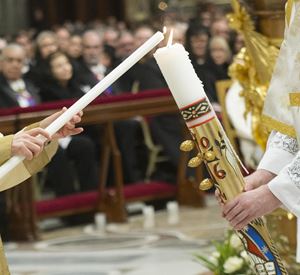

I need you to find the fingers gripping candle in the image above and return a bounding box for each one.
[0,31,164,189]
[154,43,288,275]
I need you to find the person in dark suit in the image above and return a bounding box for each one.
[113,26,168,94]
[113,26,183,183]
[73,30,143,183]
[0,45,98,196]
[73,30,107,93]
[0,44,39,108]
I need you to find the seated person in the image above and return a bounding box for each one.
[0,44,98,196]
[113,25,167,94]
[73,30,107,93]
[45,52,141,183]
[38,51,99,195]
[67,34,83,59]
[26,31,59,88]
[114,26,184,183]
[185,24,217,103]
[39,51,84,101]
[0,44,39,108]
[206,36,232,81]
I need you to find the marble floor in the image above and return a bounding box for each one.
[4,195,229,275]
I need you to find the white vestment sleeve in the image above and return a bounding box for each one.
[258,131,298,174]
[267,152,300,263]
[268,166,300,216]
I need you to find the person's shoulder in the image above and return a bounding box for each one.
[0,73,7,85]
[72,57,89,72]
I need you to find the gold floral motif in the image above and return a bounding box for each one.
[199,178,214,191]
[188,155,203,168]
[179,140,195,152]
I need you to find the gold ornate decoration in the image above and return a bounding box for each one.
[287,0,294,26]
[179,140,195,151]
[228,0,280,149]
[188,154,203,168]
[199,178,214,191]
[178,102,288,274]
[180,98,211,122]
[204,151,216,162]
[228,2,300,273]
[261,115,296,138]
[289,93,300,106]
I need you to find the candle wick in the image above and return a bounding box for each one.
[167,29,174,47]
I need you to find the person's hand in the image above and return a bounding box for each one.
[40,107,84,139]
[215,169,276,205]
[222,184,281,230]
[12,128,51,160]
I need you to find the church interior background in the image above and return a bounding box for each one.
[0,0,297,274]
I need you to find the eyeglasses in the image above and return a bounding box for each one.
[82,44,101,50]
[3,56,24,64]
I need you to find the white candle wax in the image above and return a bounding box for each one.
[154,43,207,109]
[0,31,164,181]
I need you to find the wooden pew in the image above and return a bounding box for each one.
[0,89,205,240]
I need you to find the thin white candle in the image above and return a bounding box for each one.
[0,31,164,181]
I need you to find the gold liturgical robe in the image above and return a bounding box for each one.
[0,123,58,274]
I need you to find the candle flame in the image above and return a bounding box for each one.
[167,28,174,47]
[163,26,167,34]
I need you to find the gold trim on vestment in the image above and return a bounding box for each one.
[286,0,300,25]
[262,114,296,138]
[286,0,294,26]
[289,93,300,106]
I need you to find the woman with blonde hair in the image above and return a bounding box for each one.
[207,35,232,80]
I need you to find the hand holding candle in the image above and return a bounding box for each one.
[154,42,287,274]
[0,31,164,184]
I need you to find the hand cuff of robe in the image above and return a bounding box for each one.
[23,140,58,175]
[268,167,300,217]
[0,140,58,191]
[258,147,295,175]
[0,135,13,165]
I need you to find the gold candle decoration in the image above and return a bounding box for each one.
[180,140,195,152]
[154,41,288,274]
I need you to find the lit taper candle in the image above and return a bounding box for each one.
[154,42,287,275]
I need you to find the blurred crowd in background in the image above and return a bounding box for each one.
[0,2,245,199]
